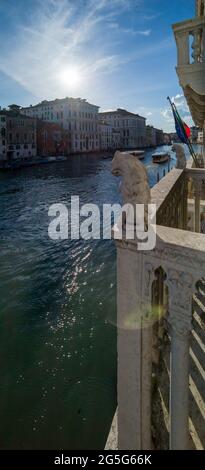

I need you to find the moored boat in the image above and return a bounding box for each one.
[128,150,145,159]
[152,152,170,164]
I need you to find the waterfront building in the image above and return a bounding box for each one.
[37,120,71,157]
[21,97,100,154]
[98,120,113,151]
[163,132,172,145]
[169,132,180,143]
[99,108,147,149]
[0,112,6,162]
[99,120,121,151]
[112,128,121,150]
[154,127,164,146]
[0,106,37,161]
[146,125,157,147]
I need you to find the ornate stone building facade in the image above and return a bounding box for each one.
[98,120,121,151]
[37,120,71,157]
[21,97,100,154]
[0,106,37,162]
[99,109,147,149]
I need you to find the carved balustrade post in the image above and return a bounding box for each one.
[191,28,203,62]
[182,179,188,230]
[176,31,190,66]
[167,270,195,450]
[193,177,202,232]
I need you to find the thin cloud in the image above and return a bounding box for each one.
[123,28,151,36]
[161,94,193,131]
[0,0,128,98]
[143,13,161,21]
[0,0,172,103]
[108,22,151,36]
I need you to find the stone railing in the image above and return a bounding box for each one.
[173,16,205,68]
[150,165,205,233]
[111,165,205,450]
[151,168,187,229]
[172,15,205,131]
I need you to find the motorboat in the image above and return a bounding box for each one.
[128,150,145,159]
[152,152,170,164]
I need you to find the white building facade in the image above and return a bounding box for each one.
[146,125,157,147]
[112,128,121,150]
[21,97,100,154]
[99,109,147,149]
[99,120,121,151]
[0,109,37,162]
[99,121,113,150]
[0,113,7,161]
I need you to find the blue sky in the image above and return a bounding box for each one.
[0,0,195,131]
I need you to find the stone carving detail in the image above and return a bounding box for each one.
[166,269,195,309]
[167,309,193,338]
[144,262,155,298]
[111,151,151,228]
[172,143,186,169]
[165,269,195,337]
[183,85,205,130]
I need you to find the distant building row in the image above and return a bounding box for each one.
[0,98,173,162]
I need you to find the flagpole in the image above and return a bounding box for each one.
[172,101,198,164]
[167,97,198,166]
[167,97,198,167]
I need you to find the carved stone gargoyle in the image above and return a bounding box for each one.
[111,151,151,230]
[172,143,186,169]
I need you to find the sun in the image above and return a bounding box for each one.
[59,66,82,89]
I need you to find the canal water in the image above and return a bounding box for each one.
[0,146,176,449]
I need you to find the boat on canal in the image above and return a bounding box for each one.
[122,150,145,159]
[152,151,170,164]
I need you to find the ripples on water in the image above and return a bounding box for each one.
[0,147,176,449]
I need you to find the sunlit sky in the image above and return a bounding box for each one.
[0,0,195,131]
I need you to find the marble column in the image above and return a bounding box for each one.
[116,246,153,450]
[167,270,194,450]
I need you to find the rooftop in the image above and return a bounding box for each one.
[99,108,146,120]
[21,97,100,110]
[0,109,35,119]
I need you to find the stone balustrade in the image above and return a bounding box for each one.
[112,164,205,450]
[172,15,205,135]
[173,16,205,68]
